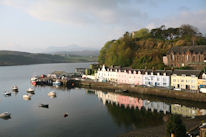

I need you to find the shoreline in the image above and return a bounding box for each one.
[79,80,206,103]
[0,61,96,67]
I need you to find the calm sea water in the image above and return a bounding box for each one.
[0,63,206,137]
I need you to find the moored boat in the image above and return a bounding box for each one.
[31,76,38,82]
[4,91,11,96]
[0,112,11,120]
[48,91,56,98]
[23,94,32,100]
[39,104,49,108]
[53,80,61,86]
[12,85,18,91]
[31,81,37,86]
[27,88,34,93]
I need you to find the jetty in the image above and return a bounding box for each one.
[30,71,81,87]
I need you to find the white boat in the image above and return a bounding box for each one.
[53,80,61,86]
[31,76,38,82]
[4,91,11,96]
[27,88,34,93]
[12,86,18,91]
[48,91,56,98]
[23,94,31,100]
[0,112,11,118]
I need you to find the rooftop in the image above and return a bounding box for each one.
[168,45,206,54]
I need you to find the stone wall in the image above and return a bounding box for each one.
[79,80,206,103]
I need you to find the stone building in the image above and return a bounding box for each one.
[163,45,206,67]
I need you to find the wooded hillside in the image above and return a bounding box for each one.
[98,24,206,69]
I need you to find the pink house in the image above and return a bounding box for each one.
[117,69,143,85]
[117,69,129,84]
[128,70,143,85]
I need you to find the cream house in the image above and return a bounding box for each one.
[171,70,202,91]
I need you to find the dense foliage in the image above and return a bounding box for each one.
[98,24,206,69]
[166,115,187,137]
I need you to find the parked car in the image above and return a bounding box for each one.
[174,88,181,91]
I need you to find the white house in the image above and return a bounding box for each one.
[142,70,172,88]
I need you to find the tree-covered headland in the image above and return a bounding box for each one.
[98,24,206,69]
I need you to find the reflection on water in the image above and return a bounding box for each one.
[92,90,206,118]
[171,104,206,117]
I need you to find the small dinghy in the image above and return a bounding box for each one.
[0,112,11,120]
[39,104,49,108]
[23,94,31,100]
[48,91,56,98]
[64,112,69,118]
[4,91,11,96]
[12,86,18,91]
[27,88,34,93]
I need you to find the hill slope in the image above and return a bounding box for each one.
[0,50,97,66]
[98,24,206,69]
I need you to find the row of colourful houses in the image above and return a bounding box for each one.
[93,65,206,92]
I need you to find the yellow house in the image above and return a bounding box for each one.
[171,70,202,91]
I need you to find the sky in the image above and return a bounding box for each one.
[0,0,205,52]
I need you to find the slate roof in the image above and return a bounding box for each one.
[172,70,202,77]
[168,45,206,54]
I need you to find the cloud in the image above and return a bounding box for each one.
[147,10,206,33]
[0,0,147,25]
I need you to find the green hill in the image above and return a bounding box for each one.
[98,24,206,69]
[0,50,97,66]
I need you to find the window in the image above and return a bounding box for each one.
[173,79,176,82]
[192,56,195,62]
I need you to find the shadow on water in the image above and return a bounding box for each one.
[105,103,164,129]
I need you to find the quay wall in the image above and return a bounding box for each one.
[79,80,206,103]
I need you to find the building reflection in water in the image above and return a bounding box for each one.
[92,90,206,118]
[171,104,206,118]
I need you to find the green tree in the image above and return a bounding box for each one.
[98,40,114,64]
[133,28,150,39]
[166,115,187,137]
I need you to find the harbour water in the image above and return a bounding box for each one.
[0,63,206,137]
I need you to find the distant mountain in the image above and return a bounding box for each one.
[43,45,99,56]
[53,50,99,56]
[0,50,97,66]
[44,45,99,52]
